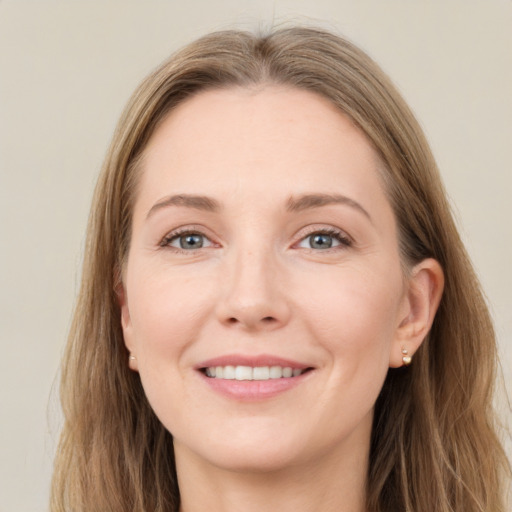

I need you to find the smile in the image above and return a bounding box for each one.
[203,365,307,380]
[196,355,314,400]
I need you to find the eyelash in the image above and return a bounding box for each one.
[159,227,214,253]
[159,226,353,253]
[297,227,353,251]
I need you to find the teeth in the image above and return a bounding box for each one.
[269,366,283,379]
[204,365,306,380]
[223,365,236,380]
[235,366,253,381]
[253,366,270,380]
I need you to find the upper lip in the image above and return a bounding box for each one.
[195,354,312,370]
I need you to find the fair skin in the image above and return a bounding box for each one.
[119,86,443,512]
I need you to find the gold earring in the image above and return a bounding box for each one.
[401,347,412,366]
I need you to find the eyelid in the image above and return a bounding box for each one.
[292,225,353,249]
[159,225,219,251]
[158,223,353,253]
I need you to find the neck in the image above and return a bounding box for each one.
[176,438,369,512]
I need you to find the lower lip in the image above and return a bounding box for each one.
[199,371,311,401]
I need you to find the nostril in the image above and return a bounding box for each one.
[226,316,276,325]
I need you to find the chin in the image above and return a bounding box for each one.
[203,443,306,474]
[175,425,315,475]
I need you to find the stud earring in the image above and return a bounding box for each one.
[401,347,412,366]
[129,354,136,361]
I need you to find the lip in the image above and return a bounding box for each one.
[195,353,314,401]
[195,354,311,370]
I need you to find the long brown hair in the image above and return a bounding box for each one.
[51,27,510,511]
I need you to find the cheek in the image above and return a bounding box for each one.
[125,265,214,358]
[297,261,403,363]
[123,268,213,425]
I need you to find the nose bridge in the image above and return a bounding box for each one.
[217,237,290,330]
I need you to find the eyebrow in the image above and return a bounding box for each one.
[146,192,372,222]
[146,194,221,219]
[286,193,372,221]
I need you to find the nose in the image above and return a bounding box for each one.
[215,246,291,332]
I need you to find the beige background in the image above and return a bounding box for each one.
[0,1,510,510]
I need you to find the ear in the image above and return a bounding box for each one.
[115,281,139,372]
[389,258,444,368]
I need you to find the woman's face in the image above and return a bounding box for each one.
[120,86,412,472]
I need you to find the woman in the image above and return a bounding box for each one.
[51,27,510,511]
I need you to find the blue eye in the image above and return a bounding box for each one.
[309,233,335,249]
[297,230,351,250]
[163,232,213,250]
[177,234,204,249]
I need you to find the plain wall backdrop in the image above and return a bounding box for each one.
[0,1,510,510]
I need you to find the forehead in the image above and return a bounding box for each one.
[135,86,391,219]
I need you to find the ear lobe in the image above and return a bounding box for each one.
[389,258,444,368]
